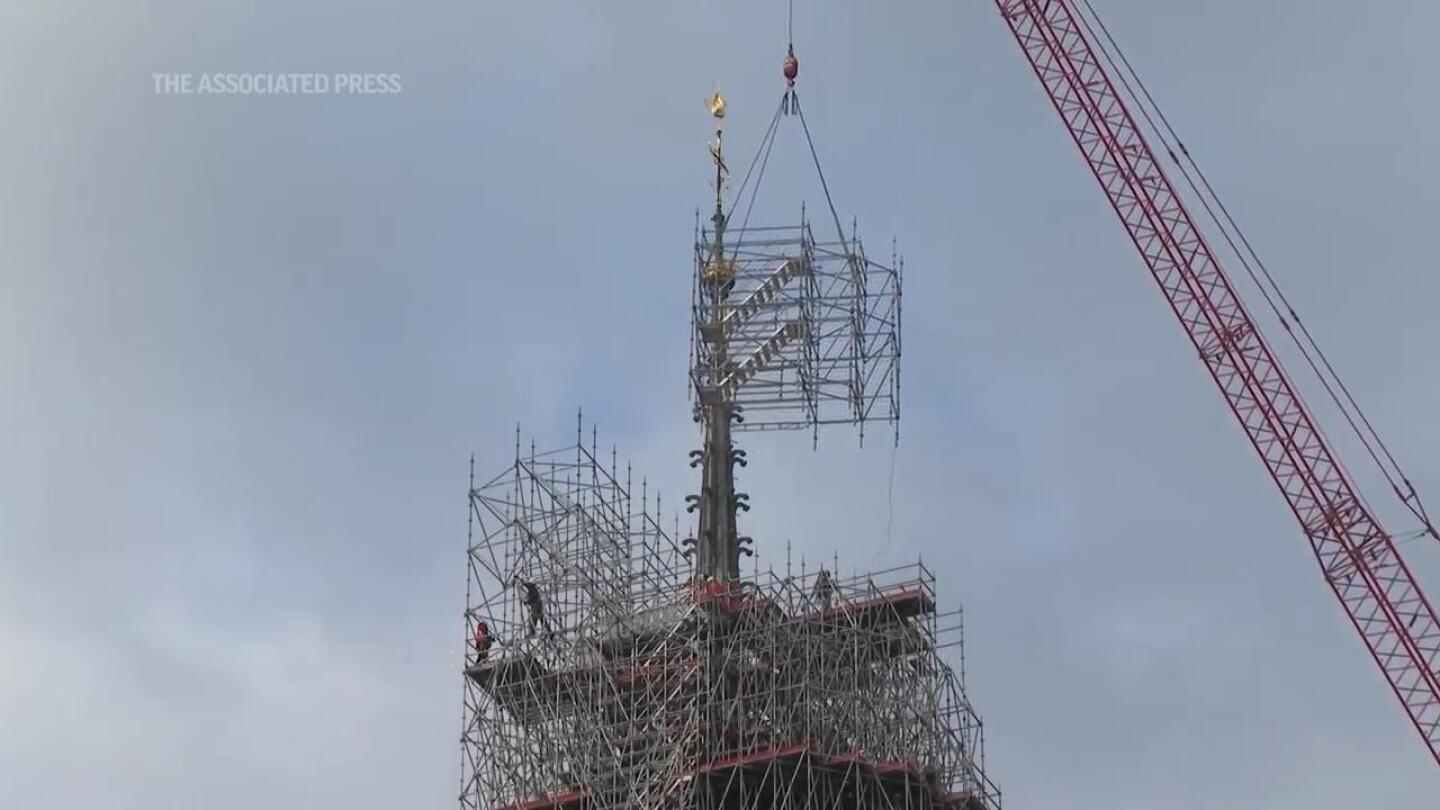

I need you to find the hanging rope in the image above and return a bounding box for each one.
[783,0,800,115]
[873,442,899,565]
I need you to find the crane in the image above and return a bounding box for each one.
[990,0,1440,764]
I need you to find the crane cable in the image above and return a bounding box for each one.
[725,97,787,255]
[796,100,853,253]
[1071,0,1437,542]
[724,0,852,256]
[786,0,850,252]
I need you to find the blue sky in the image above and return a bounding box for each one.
[2,1,1438,807]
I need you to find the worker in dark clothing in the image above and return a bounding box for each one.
[473,619,495,664]
[517,578,552,638]
[813,567,835,611]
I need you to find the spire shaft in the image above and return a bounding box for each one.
[695,95,743,580]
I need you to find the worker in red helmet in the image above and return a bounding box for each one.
[473,618,496,664]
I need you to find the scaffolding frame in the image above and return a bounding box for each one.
[690,218,901,443]
[460,430,1001,810]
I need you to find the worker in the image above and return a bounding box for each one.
[517,578,552,638]
[473,619,495,664]
[813,567,834,611]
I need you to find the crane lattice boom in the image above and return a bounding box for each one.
[993,0,1440,763]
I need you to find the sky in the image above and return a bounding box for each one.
[2,0,1439,807]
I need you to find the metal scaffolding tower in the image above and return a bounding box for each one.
[689,222,900,438]
[685,87,902,583]
[460,429,999,810]
[459,51,999,810]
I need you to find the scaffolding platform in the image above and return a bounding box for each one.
[801,586,936,625]
[464,653,550,690]
[459,432,1001,810]
[495,789,587,810]
[490,761,980,810]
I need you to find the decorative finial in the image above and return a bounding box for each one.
[706,88,729,218]
[706,90,727,120]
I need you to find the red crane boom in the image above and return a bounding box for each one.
[992,0,1440,763]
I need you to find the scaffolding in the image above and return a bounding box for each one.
[690,218,901,440]
[460,430,1002,810]
[459,51,999,810]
